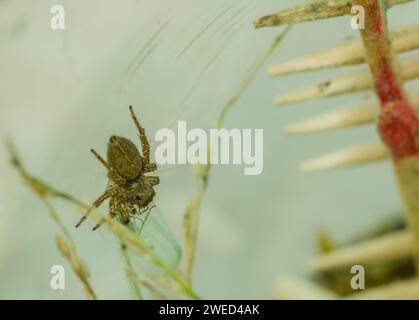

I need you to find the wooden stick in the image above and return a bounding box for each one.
[253,0,414,28]
[284,90,419,134]
[269,24,419,76]
[300,143,389,172]
[348,278,419,299]
[274,56,419,106]
[275,275,338,300]
[308,230,413,272]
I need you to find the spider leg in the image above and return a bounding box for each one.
[91,148,126,184]
[146,176,160,186]
[132,205,156,235]
[75,190,113,228]
[143,163,157,173]
[119,204,131,225]
[141,205,155,227]
[143,204,156,219]
[129,106,156,171]
[90,148,110,170]
[92,211,116,231]
[132,215,145,224]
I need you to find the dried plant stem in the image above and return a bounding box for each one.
[56,235,97,300]
[83,203,197,298]
[39,196,97,300]
[183,165,208,285]
[254,0,353,29]
[6,143,198,299]
[125,269,167,299]
[354,0,419,270]
[5,141,97,299]
[253,0,413,28]
[182,27,291,284]
[119,244,143,300]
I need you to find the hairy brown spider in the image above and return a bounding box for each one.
[76,106,159,231]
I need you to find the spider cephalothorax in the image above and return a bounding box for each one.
[76,106,159,230]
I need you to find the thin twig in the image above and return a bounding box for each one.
[253,0,413,28]
[56,235,97,300]
[5,140,98,299]
[119,243,143,300]
[182,26,291,284]
[125,269,168,299]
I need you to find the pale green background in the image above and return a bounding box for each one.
[1,0,419,299]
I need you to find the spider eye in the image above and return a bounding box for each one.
[135,196,141,200]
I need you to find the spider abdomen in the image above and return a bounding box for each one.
[107,135,143,180]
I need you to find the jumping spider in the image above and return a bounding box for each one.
[76,106,159,231]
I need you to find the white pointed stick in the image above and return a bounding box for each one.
[275,56,419,106]
[300,143,389,172]
[284,89,419,134]
[285,103,377,134]
[308,230,413,272]
[348,278,419,300]
[274,275,338,300]
[275,70,371,105]
[269,24,419,76]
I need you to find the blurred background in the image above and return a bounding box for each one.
[1,0,419,299]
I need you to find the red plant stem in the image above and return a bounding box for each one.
[353,0,419,160]
[354,0,419,271]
